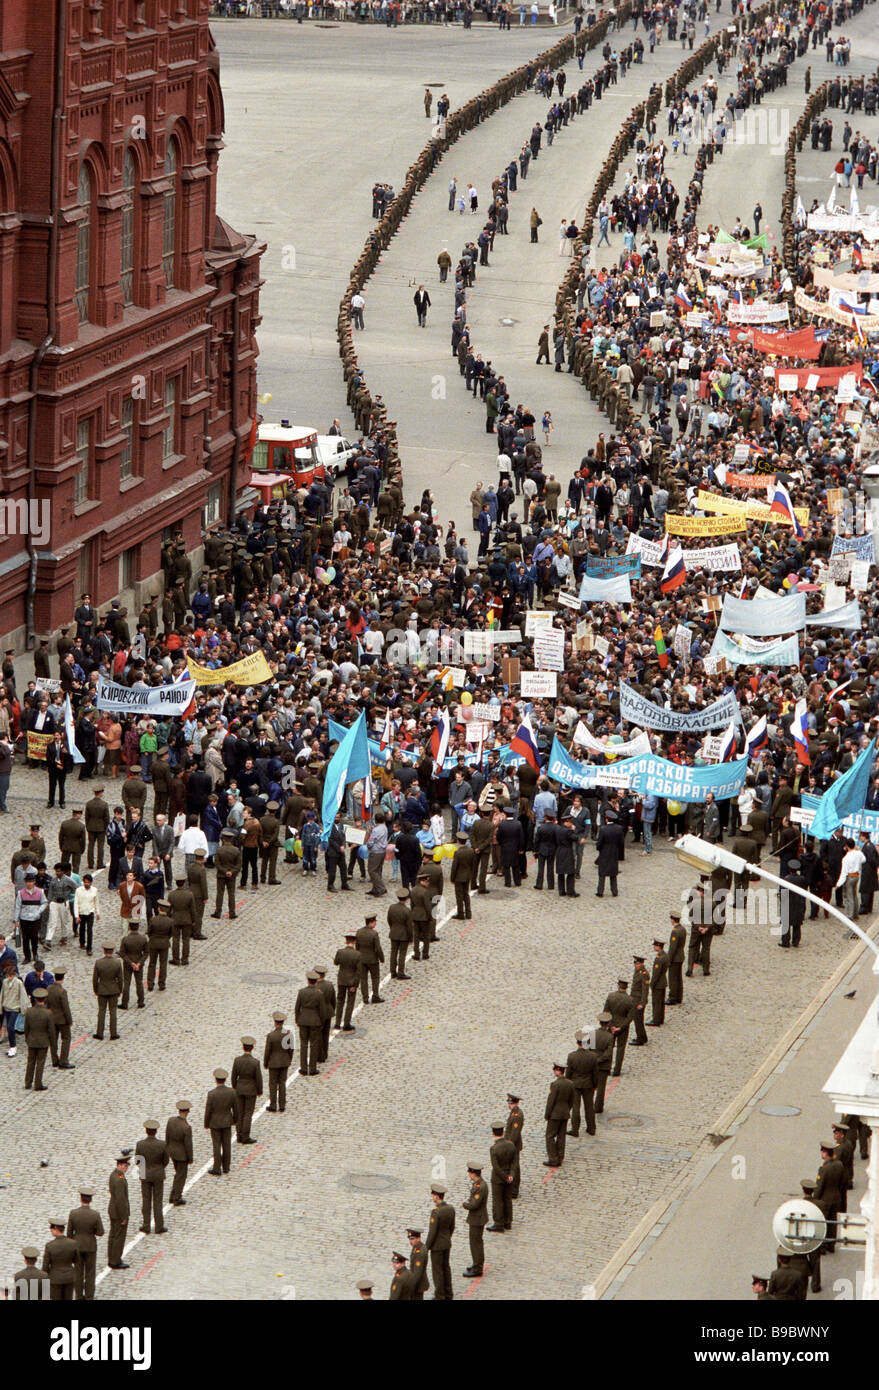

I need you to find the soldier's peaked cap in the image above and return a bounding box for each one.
[272,1011,287,1022]
[431,1183,447,1195]
[213,1068,228,1080]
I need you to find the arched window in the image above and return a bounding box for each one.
[162,140,177,289]
[75,164,93,323]
[120,148,136,307]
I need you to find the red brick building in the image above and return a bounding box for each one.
[0,0,263,645]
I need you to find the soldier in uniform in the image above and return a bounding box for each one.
[629,954,649,1045]
[313,965,336,1062]
[47,967,74,1069]
[686,890,713,977]
[259,801,282,884]
[204,1067,237,1175]
[424,1183,455,1301]
[504,1091,523,1199]
[151,751,172,820]
[58,809,86,875]
[356,912,385,1004]
[603,977,635,1075]
[166,1100,194,1204]
[469,809,493,893]
[355,1279,374,1299]
[768,1249,807,1301]
[648,938,669,1027]
[264,1009,293,1111]
[135,1120,168,1234]
[592,1011,614,1113]
[66,1186,104,1300]
[188,850,209,940]
[212,829,241,920]
[232,1036,263,1141]
[406,1224,429,1299]
[106,1154,130,1269]
[84,788,110,871]
[410,872,435,959]
[450,831,475,919]
[831,1123,854,1214]
[24,986,55,1091]
[168,877,196,966]
[387,888,413,980]
[42,1218,78,1301]
[666,910,687,1005]
[462,1161,489,1277]
[119,919,147,1010]
[389,1251,415,1300]
[295,969,328,1076]
[488,1120,517,1231]
[565,1030,598,1137]
[544,1062,575,1167]
[14,1246,49,1300]
[814,1141,845,1253]
[147,900,172,991]
[333,931,361,1031]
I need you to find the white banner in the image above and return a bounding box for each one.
[803,599,862,631]
[96,678,196,714]
[533,627,565,672]
[627,535,741,571]
[727,301,790,325]
[520,671,557,698]
[573,722,652,759]
[719,592,806,636]
[578,574,633,605]
[525,611,554,636]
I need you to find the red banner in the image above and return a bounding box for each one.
[725,472,776,489]
[746,326,822,360]
[773,361,862,391]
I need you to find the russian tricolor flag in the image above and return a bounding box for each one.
[674,283,692,312]
[717,720,737,763]
[659,540,686,594]
[768,482,804,539]
[745,714,768,759]
[430,707,451,771]
[791,699,810,767]
[510,715,541,774]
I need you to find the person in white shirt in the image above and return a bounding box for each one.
[351,292,365,330]
[177,819,209,870]
[73,875,100,956]
[836,840,865,921]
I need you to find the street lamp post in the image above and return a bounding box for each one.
[674,833,879,1299]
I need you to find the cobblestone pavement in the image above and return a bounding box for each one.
[0,765,859,1299]
[353,31,683,519]
[212,21,571,433]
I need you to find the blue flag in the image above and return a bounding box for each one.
[808,740,876,840]
[321,711,371,842]
[328,716,390,768]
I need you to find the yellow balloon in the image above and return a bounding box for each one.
[666,801,683,817]
[461,691,473,705]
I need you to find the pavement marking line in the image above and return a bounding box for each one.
[591,913,879,1300]
[94,904,457,1290]
[134,1251,164,1282]
[392,989,412,1008]
[319,1058,346,1080]
[69,1032,90,1051]
[463,1261,491,1298]
[237,1142,265,1171]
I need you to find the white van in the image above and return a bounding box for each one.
[295,434,358,476]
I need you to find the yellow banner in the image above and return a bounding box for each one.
[696,490,809,528]
[664,512,747,537]
[186,652,274,687]
[27,730,53,761]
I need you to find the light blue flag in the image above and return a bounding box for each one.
[808,740,876,840]
[321,711,371,842]
[328,717,390,767]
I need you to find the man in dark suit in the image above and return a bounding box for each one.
[204,1068,237,1175]
[544,1062,575,1166]
[414,285,432,326]
[779,858,808,948]
[533,813,557,889]
[595,810,624,897]
[858,831,879,915]
[555,814,580,897]
[166,1101,194,1204]
[497,807,524,886]
[46,732,73,808]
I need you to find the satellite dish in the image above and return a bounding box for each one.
[772,1198,826,1254]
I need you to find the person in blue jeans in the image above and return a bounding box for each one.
[640,794,658,854]
[2,959,28,1057]
[301,815,321,873]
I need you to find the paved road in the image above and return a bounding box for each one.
[0,764,862,1299]
[213,21,573,434]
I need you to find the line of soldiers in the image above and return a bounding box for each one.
[754,1116,871,1301]
[9,1022,297,1297]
